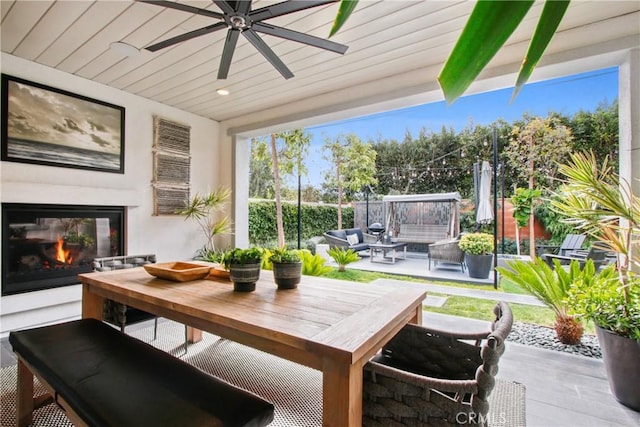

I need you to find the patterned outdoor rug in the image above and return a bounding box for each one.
[1,320,525,426]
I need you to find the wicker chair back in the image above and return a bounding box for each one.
[363,301,513,426]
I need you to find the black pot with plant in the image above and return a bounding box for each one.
[268,247,302,289]
[555,152,639,411]
[458,232,494,279]
[222,247,264,292]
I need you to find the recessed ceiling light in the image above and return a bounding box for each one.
[216,89,230,96]
[110,41,140,57]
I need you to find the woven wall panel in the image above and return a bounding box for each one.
[153,187,190,215]
[153,117,191,154]
[154,153,190,184]
[152,116,191,216]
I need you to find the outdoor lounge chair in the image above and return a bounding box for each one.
[542,244,609,270]
[536,233,586,257]
[428,235,465,272]
[363,301,513,426]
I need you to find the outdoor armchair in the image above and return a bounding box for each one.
[363,301,513,427]
[428,235,465,272]
[542,244,609,270]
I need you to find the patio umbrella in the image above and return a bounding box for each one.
[476,161,493,224]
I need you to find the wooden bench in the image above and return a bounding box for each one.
[394,224,450,245]
[9,319,275,427]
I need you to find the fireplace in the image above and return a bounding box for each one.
[2,203,124,296]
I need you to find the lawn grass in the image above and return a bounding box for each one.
[320,267,596,334]
[425,294,555,327]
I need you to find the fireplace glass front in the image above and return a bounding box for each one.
[2,203,124,296]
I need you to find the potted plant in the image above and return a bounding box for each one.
[497,257,593,345]
[267,247,302,289]
[458,232,494,279]
[554,151,639,411]
[222,247,264,292]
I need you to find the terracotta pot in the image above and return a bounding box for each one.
[596,324,640,411]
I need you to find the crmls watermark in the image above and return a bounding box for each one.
[456,411,507,425]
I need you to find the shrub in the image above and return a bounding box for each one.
[458,233,494,255]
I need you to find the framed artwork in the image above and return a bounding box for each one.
[1,74,125,173]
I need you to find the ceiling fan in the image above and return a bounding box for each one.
[139,0,349,79]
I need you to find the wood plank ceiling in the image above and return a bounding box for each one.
[2,1,639,124]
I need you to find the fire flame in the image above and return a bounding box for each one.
[55,237,73,265]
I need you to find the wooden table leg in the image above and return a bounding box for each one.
[16,359,34,427]
[81,283,104,320]
[322,358,362,426]
[187,326,202,343]
[409,302,423,325]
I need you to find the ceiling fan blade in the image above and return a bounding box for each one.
[242,30,294,79]
[253,22,348,54]
[137,0,223,19]
[212,0,236,15]
[250,0,337,21]
[235,0,252,15]
[145,21,227,52]
[217,29,240,79]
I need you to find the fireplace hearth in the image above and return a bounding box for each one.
[2,203,124,296]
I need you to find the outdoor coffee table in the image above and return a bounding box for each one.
[369,242,408,264]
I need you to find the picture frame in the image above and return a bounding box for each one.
[1,74,125,173]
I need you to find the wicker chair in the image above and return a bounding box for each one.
[428,236,465,272]
[363,301,513,427]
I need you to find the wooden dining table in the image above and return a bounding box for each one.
[79,264,426,426]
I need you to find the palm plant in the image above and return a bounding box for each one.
[497,257,597,345]
[176,187,232,258]
[551,151,639,338]
[550,151,639,410]
[327,247,360,272]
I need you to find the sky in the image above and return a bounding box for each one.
[294,66,619,188]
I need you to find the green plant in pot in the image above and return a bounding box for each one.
[553,151,639,411]
[458,232,494,279]
[497,257,592,345]
[267,247,302,289]
[222,247,264,292]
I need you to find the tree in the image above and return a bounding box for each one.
[323,134,377,229]
[506,117,573,257]
[249,138,274,199]
[569,100,619,170]
[269,129,311,246]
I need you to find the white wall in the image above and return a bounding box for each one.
[0,53,224,336]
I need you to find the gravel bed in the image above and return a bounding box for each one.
[507,321,602,359]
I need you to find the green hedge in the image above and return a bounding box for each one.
[249,201,354,245]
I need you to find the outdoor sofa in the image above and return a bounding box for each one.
[323,227,377,253]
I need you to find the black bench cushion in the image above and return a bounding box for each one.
[9,319,274,427]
